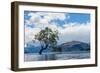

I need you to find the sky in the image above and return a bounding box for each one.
[24,11,90,47]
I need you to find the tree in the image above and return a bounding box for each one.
[35,27,59,54]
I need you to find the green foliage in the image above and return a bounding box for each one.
[35,27,59,54]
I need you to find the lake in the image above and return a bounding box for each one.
[24,51,90,62]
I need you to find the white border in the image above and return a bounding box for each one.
[19,5,96,68]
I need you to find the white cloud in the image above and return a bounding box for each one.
[43,12,67,20]
[25,12,90,45]
[25,12,68,27]
[58,22,90,44]
[25,26,41,44]
[25,22,90,45]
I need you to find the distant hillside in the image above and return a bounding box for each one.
[24,41,90,53]
[59,41,90,52]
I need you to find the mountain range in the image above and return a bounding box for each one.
[24,41,90,53]
[59,41,90,52]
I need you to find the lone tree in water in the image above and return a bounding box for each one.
[35,27,59,54]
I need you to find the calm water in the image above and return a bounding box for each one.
[24,51,90,62]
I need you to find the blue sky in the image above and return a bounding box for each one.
[66,13,90,24]
[24,11,90,47]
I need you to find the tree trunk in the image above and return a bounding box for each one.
[39,44,48,54]
[39,48,44,54]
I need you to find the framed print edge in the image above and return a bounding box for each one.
[11,2,19,71]
[95,6,98,67]
[11,1,98,71]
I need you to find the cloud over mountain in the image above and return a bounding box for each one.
[24,11,90,46]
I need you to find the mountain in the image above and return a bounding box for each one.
[24,46,53,53]
[24,46,40,53]
[59,41,90,52]
[24,41,90,54]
